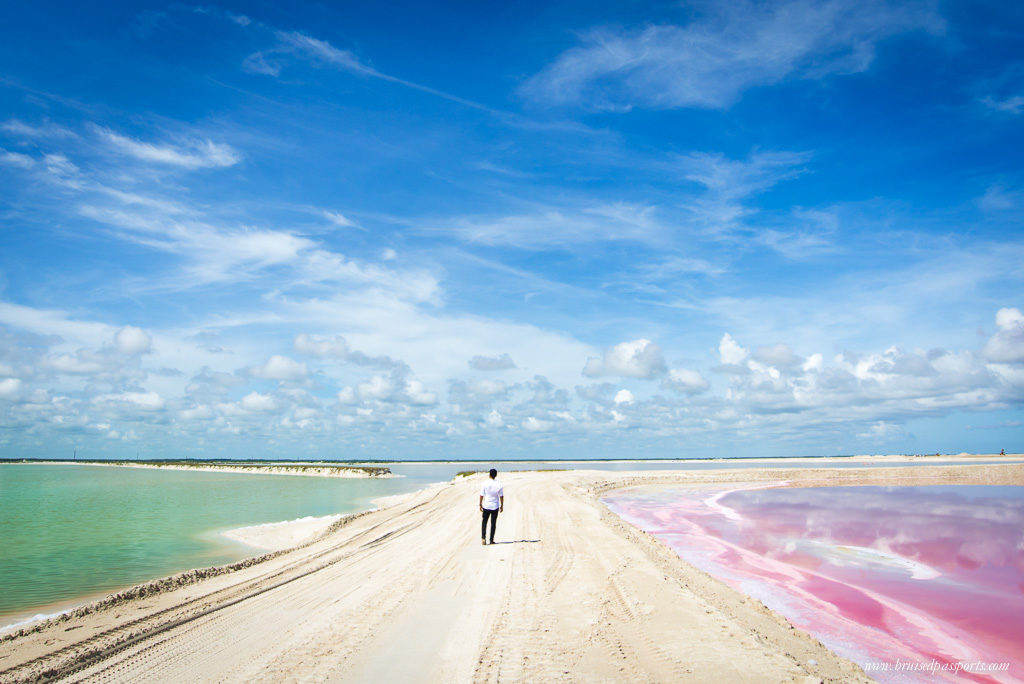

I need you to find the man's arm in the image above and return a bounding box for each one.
[499,495,504,513]
[479,495,484,511]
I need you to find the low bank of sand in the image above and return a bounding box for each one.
[6,461,394,478]
[1,459,1021,683]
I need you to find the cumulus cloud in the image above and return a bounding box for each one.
[0,377,22,399]
[485,409,504,428]
[523,416,553,432]
[94,391,165,411]
[983,307,1024,363]
[663,368,710,395]
[521,0,941,111]
[294,334,406,370]
[583,339,667,379]
[248,355,309,381]
[357,375,395,401]
[404,380,438,406]
[241,391,277,412]
[295,334,350,357]
[95,126,240,169]
[613,389,635,405]
[115,326,152,355]
[468,353,517,371]
[718,333,749,366]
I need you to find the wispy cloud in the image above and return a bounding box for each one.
[245,30,497,113]
[0,148,35,169]
[1,119,79,139]
[522,0,942,110]
[437,202,667,249]
[93,126,240,168]
[981,94,1024,114]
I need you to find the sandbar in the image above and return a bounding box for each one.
[1,456,1021,683]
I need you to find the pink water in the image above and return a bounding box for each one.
[604,484,1024,683]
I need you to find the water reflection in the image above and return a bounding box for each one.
[605,485,1024,684]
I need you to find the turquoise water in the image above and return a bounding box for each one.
[0,464,435,623]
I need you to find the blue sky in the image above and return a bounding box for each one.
[1,0,1022,460]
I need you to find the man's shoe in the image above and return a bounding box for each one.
[481,539,486,545]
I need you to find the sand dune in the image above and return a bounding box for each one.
[2,461,1021,683]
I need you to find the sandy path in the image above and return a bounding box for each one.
[4,463,1020,683]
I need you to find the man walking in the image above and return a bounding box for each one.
[479,468,504,545]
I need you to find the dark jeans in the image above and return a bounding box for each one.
[481,508,498,542]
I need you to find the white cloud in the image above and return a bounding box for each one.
[469,353,516,371]
[485,409,504,427]
[857,421,907,440]
[802,353,824,373]
[474,380,508,396]
[115,326,152,355]
[719,334,749,365]
[95,126,240,169]
[241,391,277,412]
[323,210,358,228]
[245,30,493,112]
[441,203,664,249]
[753,343,800,368]
[981,94,1024,115]
[295,334,351,358]
[275,31,374,74]
[984,307,1024,363]
[180,405,213,421]
[522,0,941,111]
[358,375,395,401]
[404,380,438,406]
[663,368,710,395]
[583,339,667,379]
[0,378,22,399]
[2,119,78,139]
[0,149,34,169]
[613,389,634,405]
[249,355,309,381]
[94,391,166,411]
[523,416,553,432]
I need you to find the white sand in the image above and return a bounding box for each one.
[221,514,346,551]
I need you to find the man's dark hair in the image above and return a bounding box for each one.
[489,468,497,478]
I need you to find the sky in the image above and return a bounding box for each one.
[0,0,1022,461]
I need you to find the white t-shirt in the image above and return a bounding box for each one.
[480,479,504,510]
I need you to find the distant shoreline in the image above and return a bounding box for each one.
[2,452,1019,466]
[3,460,393,478]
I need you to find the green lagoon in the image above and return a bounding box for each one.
[0,463,432,625]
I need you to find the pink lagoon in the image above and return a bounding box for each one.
[604,484,1024,683]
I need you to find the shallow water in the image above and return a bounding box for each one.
[0,464,441,624]
[604,484,1024,683]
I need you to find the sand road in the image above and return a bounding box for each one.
[10,465,1004,682]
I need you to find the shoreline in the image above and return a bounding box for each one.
[0,484,438,635]
[1,460,1021,682]
[4,460,394,478]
